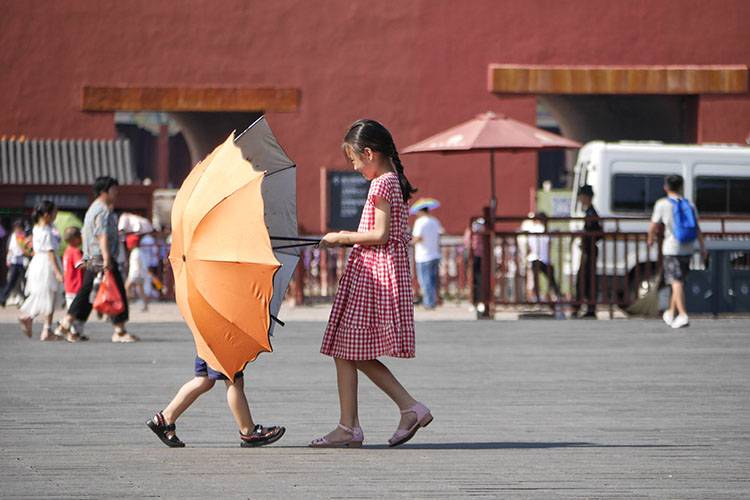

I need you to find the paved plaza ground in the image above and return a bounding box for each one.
[0,304,748,498]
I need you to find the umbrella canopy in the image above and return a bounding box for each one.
[170,133,281,381]
[403,111,581,153]
[409,197,441,215]
[403,111,581,218]
[234,115,310,334]
[118,212,154,234]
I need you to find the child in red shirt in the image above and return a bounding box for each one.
[62,227,85,335]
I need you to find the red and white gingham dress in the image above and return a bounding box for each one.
[320,172,415,360]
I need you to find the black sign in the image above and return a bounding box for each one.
[327,171,369,231]
[24,193,90,209]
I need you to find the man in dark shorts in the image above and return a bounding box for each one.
[648,175,706,329]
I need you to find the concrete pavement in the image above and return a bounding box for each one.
[0,311,748,498]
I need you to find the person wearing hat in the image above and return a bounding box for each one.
[572,185,602,318]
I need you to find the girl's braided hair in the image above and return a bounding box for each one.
[342,119,417,203]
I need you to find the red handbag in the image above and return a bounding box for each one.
[93,270,125,316]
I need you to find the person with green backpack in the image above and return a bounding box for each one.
[648,175,706,329]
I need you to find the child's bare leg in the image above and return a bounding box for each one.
[356,360,418,429]
[161,377,215,435]
[323,358,359,441]
[224,377,254,435]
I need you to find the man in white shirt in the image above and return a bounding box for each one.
[412,208,443,309]
[648,175,706,329]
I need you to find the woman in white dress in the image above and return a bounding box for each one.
[18,201,63,340]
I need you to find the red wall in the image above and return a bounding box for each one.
[1,0,749,233]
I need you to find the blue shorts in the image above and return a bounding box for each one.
[194,356,244,381]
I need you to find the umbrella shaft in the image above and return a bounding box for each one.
[273,242,319,250]
[270,236,321,242]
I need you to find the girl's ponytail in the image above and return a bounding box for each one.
[389,147,417,203]
[342,119,417,203]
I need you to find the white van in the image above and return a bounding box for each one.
[572,141,750,225]
[569,141,750,294]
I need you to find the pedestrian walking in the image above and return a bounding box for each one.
[139,232,159,299]
[125,234,149,312]
[648,175,706,329]
[526,212,562,313]
[411,203,443,309]
[463,217,485,310]
[1,220,31,307]
[312,119,433,448]
[62,227,84,310]
[18,201,63,340]
[55,176,137,342]
[572,185,602,318]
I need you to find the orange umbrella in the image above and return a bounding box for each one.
[170,133,280,381]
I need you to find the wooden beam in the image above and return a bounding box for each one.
[488,65,748,95]
[82,86,300,112]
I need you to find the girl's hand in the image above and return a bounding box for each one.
[319,233,340,248]
[54,270,64,283]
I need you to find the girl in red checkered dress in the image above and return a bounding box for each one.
[310,119,433,448]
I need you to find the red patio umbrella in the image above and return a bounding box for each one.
[402,111,581,218]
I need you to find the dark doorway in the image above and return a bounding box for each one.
[539,95,698,144]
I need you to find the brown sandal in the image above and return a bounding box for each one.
[240,425,286,447]
[146,412,185,448]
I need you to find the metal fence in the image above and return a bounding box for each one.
[123,216,750,315]
[287,241,470,305]
[285,215,750,316]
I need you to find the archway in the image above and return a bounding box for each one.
[83,85,300,188]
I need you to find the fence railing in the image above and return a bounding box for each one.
[474,214,750,317]
[119,215,750,315]
[287,215,750,317]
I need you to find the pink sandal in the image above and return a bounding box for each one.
[388,402,433,447]
[309,424,364,448]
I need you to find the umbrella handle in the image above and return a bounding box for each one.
[270,236,321,242]
[272,242,320,250]
[270,314,285,327]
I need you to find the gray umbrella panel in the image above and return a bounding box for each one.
[234,116,301,334]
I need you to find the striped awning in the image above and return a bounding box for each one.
[0,138,137,185]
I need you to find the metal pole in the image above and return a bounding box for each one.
[487,151,497,318]
[489,151,497,223]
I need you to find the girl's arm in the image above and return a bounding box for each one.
[321,197,391,247]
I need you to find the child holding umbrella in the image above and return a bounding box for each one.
[311,119,433,448]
